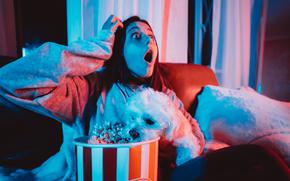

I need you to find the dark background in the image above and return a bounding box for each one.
[0,0,66,169]
[14,0,67,53]
[0,0,67,65]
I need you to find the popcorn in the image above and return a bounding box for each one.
[88,122,142,144]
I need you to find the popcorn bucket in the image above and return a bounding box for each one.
[73,136,160,181]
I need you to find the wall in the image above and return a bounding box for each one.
[261,0,290,101]
[0,0,17,58]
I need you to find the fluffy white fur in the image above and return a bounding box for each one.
[195,85,290,164]
[118,88,202,165]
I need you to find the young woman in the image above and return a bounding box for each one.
[0,15,205,180]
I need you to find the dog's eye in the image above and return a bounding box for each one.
[145,119,154,125]
[129,129,140,139]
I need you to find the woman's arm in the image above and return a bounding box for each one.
[0,15,123,124]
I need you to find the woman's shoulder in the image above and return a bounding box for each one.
[162,87,184,109]
[162,87,176,97]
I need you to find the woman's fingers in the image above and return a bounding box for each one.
[102,15,123,33]
[102,15,113,31]
[111,17,123,32]
[104,15,114,25]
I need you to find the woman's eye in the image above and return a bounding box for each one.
[132,33,141,39]
[148,34,154,38]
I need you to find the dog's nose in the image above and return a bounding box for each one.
[145,119,155,125]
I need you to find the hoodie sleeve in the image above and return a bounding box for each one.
[0,29,115,125]
[165,89,205,157]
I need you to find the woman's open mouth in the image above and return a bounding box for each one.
[144,50,153,63]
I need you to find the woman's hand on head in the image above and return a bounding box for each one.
[102,15,123,33]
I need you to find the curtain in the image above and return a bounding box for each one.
[210,0,253,88]
[67,0,189,63]
[0,0,17,57]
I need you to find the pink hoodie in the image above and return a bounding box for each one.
[0,29,205,178]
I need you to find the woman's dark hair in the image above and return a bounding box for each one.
[101,16,171,92]
[84,16,172,134]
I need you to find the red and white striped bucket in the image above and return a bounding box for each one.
[73,136,160,181]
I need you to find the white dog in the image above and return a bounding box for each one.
[118,88,203,165]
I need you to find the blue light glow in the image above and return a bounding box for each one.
[257,82,262,94]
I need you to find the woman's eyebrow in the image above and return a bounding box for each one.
[127,26,153,34]
[127,26,140,33]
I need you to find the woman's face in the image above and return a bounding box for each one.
[123,21,158,78]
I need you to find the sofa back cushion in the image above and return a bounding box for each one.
[160,63,219,111]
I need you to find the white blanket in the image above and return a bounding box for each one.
[195,85,290,165]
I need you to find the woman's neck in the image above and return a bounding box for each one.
[128,75,150,87]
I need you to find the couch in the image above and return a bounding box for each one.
[0,63,218,169]
[1,62,289,180]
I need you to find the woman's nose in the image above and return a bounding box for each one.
[144,34,152,45]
